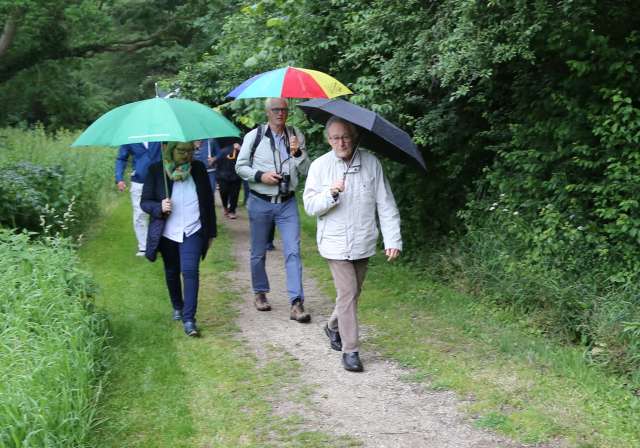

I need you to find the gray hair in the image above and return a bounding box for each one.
[325,116,358,139]
[265,97,288,110]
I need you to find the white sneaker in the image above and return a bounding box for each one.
[136,250,145,257]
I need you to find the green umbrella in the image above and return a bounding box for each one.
[71,97,240,147]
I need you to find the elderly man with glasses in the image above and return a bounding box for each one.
[303,116,402,372]
[236,97,311,322]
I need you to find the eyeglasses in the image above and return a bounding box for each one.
[270,107,289,114]
[328,135,353,143]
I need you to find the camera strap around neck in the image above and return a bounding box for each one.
[265,125,292,175]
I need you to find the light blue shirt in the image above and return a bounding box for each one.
[163,176,201,242]
[272,131,290,175]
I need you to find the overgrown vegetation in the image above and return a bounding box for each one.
[0,230,108,447]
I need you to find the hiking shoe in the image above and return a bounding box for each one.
[172,309,183,321]
[290,299,311,323]
[228,212,237,219]
[324,324,342,351]
[183,320,199,337]
[254,293,271,311]
[342,352,363,372]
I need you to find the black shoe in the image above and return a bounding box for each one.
[342,352,363,372]
[172,309,183,321]
[183,320,199,337]
[324,324,342,351]
[266,242,276,251]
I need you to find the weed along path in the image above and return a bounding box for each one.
[223,205,526,448]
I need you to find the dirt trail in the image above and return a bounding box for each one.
[223,204,528,448]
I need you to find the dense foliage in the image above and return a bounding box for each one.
[168,0,640,378]
[0,230,108,447]
[0,0,236,128]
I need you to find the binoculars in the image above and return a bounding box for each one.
[278,173,291,195]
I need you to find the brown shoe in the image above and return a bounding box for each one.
[290,300,311,323]
[254,293,271,311]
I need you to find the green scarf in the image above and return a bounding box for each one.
[163,142,192,181]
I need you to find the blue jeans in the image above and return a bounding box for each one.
[207,171,217,204]
[159,230,204,322]
[247,195,304,303]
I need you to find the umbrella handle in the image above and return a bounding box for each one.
[342,140,361,183]
[162,148,170,200]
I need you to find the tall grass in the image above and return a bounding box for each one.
[0,230,108,447]
[429,216,640,385]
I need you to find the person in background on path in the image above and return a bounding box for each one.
[216,139,243,219]
[141,142,216,337]
[303,116,402,372]
[193,138,220,204]
[115,141,162,256]
[235,97,311,323]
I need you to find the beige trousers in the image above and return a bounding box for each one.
[327,258,369,353]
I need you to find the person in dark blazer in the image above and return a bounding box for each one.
[141,142,217,336]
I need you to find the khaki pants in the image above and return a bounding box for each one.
[327,258,369,353]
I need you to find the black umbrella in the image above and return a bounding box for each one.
[297,98,426,171]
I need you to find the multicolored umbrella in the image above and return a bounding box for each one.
[71,97,240,147]
[226,66,352,99]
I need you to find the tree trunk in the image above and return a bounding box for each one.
[0,9,22,59]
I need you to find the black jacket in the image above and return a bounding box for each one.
[141,160,216,262]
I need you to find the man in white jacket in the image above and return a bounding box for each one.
[303,116,402,372]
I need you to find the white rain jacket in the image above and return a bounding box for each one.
[303,149,402,260]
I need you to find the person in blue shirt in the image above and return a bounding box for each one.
[115,141,163,256]
[192,139,221,202]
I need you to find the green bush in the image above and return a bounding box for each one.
[0,230,108,447]
[0,126,114,236]
[442,207,640,383]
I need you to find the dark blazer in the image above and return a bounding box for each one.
[141,160,217,262]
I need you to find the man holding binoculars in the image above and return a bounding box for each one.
[236,97,311,322]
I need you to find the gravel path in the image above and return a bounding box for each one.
[223,203,533,448]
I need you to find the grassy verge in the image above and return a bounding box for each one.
[0,230,108,447]
[82,196,358,447]
[299,211,640,448]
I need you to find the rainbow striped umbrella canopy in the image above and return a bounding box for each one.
[227,66,352,99]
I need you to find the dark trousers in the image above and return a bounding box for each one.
[218,178,242,213]
[207,171,216,205]
[159,230,204,322]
